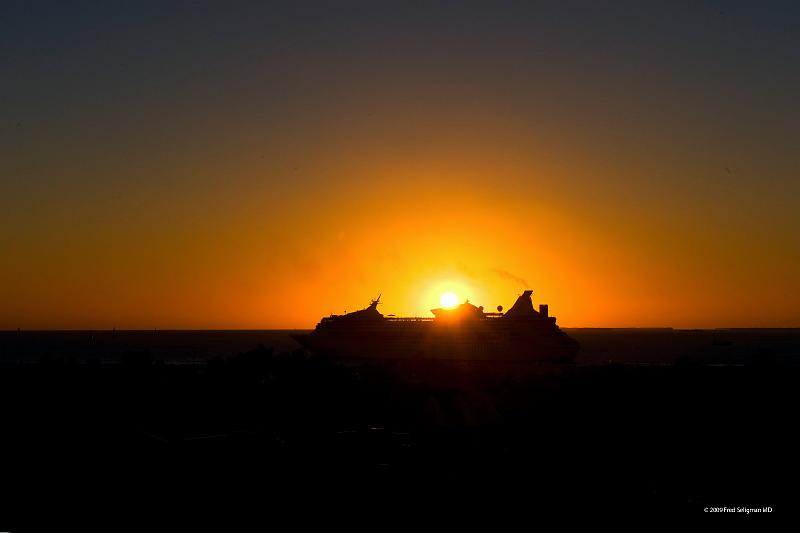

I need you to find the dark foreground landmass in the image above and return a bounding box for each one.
[1,329,798,528]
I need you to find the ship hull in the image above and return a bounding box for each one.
[292,320,579,363]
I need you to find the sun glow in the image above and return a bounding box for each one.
[440,291,459,309]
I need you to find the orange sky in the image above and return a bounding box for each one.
[2,3,799,329]
[3,119,798,329]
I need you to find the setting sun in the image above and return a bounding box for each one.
[440,292,459,309]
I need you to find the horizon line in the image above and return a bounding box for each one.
[3,326,800,332]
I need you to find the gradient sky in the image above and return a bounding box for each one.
[2,1,799,329]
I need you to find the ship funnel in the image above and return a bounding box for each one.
[368,294,381,310]
[504,290,539,318]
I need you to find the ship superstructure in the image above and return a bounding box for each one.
[292,290,579,362]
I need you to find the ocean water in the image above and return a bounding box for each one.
[0,330,309,364]
[1,328,799,365]
[1,327,797,520]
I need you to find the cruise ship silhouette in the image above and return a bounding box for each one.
[293,290,579,362]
